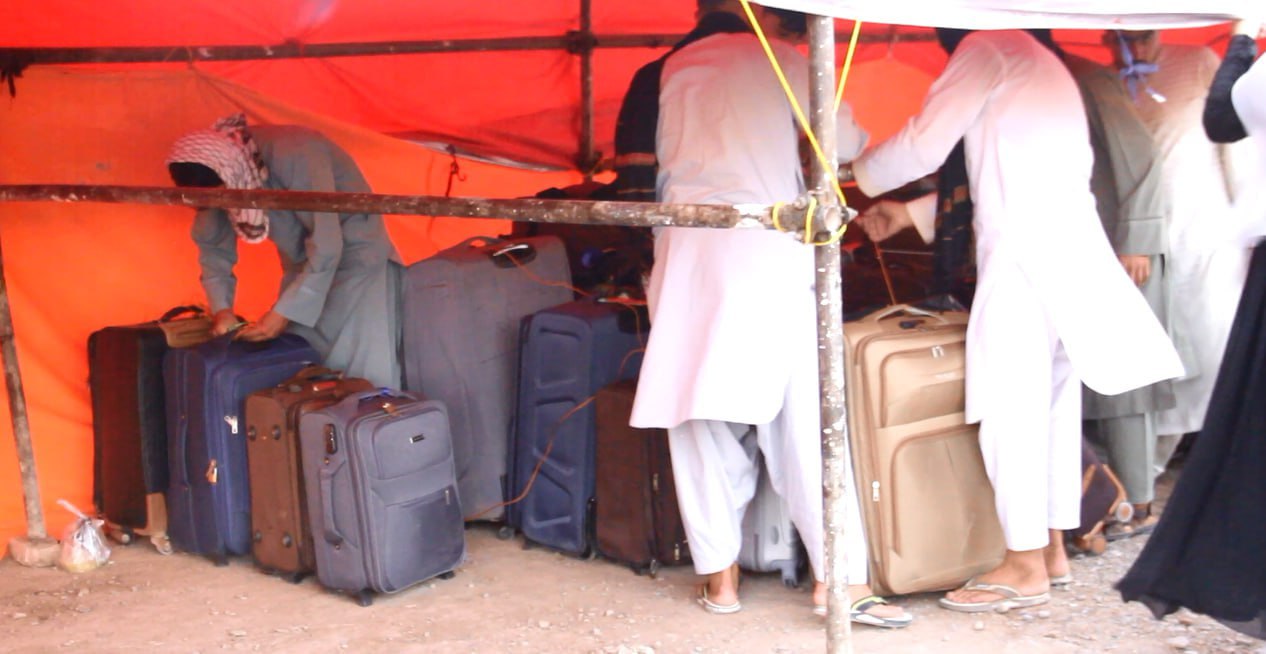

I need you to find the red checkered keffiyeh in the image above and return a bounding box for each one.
[167,113,271,243]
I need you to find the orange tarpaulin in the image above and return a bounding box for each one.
[0,1,1255,554]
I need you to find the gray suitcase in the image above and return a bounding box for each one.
[298,389,465,606]
[738,452,804,588]
[401,236,573,522]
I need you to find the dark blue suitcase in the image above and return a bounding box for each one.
[506,299,647,556]
[164,333,319,563]
[299,389,465,606]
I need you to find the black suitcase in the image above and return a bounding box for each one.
[299,389,466,606]
[88,306,213,553]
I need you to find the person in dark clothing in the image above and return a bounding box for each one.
[1117,20,1266,640]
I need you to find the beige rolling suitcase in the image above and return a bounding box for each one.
[843,304,1004,595]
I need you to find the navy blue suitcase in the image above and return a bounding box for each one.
[164,333,319,563]
[506,299,647,556]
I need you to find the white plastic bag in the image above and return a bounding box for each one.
[57,499,111,573]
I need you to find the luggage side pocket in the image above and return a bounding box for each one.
[380,484,464,592]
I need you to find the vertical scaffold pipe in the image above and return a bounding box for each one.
[807,13,853,654]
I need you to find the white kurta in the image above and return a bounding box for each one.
[852,30,1183,550]
[1132,44,1252,437]
[852,30,1183,426]
[630,33,867,430]
[629,32,868,581]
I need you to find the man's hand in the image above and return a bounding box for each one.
[236,310,289,342]
[210,309,241,337]
[1119,254,1151,287]
[854,200,915,244]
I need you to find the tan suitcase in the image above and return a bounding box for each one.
[843,304,1004,595]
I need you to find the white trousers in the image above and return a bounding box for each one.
[667,407,869,585]
[976,288,1083,552]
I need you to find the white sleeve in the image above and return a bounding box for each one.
[908,193,938,245]
[853,35,1004,196]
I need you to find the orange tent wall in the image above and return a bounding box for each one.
[1,19,1257,554]
[0,67,586,553]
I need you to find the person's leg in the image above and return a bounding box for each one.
[944,291,1059,609]
[1099,414,1154,505]
[1043,341,1081,581]
[667,419,759,609]
[758,341,908,623]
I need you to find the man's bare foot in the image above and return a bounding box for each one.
[1043,529,1070,580]
[702,564,740,608]
[944,548,1049,606]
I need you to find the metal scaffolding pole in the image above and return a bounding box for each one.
[0,185,816,233]
[807,14,853,654]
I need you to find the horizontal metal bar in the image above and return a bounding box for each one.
[0,184,814,232]
[0,31,934,66]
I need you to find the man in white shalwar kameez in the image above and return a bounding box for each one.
[629,1,910,627]
[849,29,1184,613]
[1105,30,1253,478]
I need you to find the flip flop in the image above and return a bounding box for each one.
[938,581,1050,614]
[814,596,914,628]
[1050,573,1073,587]
[1106,513,1159,542]
[696,585,741,615]
[819,595,912,628]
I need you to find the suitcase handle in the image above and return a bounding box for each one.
[865,304,949,325]
[158,305,206,322]
[319,463,347,546]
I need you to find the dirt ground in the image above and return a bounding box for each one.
[3,474,1264,654]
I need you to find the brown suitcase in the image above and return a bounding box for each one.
[244,365,374,581]
[844,304,1005,595]
[593,379,690,577]
[1068,442,1133,555]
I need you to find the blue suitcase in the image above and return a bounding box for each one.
[164,333,319,563]
[299,389,465,606]
[506,299,647,556]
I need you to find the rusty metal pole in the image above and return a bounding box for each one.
[807,14,853,654]
[578,0,597,181]
[0,233,48,543]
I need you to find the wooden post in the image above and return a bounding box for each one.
[808,14,853,654]
[0,229,58,566]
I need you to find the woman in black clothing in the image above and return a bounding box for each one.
[1117,21,1266,640]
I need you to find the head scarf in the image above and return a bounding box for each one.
[166,113,271,243]
[1114,31,1166,104]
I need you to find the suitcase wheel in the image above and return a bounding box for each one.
[286,571,306,585]
[438,571,456,581]
[781,567,800,589]
[582,547,598,562]
[105,524,133,545]
[496,526,515,541]
[645,560,661,579]
[212,555,230,567]
[354,590,374,607]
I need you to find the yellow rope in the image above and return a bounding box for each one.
[835,20,863,113]
[802,196,817,244]
[737,1,861,246]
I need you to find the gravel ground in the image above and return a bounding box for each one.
[1,470,1262,653]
